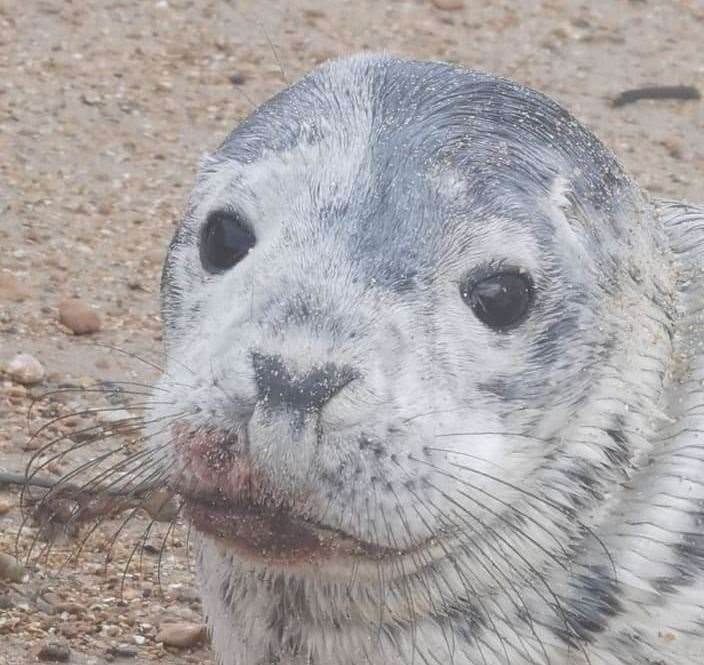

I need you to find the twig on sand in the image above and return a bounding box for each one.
[612,85,701,108]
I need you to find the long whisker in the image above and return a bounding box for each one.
[423,477,589,663]
[379,502,419,665]
[397,466,537,665]
[157,502,184,593]
[425,447,617,581]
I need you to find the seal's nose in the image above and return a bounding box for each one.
[252,353,356,413]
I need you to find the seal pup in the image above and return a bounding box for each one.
[152,54,704,665]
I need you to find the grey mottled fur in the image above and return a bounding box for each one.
[152,54,704,665]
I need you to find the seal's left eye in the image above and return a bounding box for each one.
[200,211,256,273]
[461,271,533,331]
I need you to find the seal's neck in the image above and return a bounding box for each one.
[561,200,704,662]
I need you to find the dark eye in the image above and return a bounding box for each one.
[461,271,534,331]
[200,210,255,273]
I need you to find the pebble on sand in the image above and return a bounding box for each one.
[58,298,101,334]
[156,622,207,648]
[108,643,139,658]
[37,641,71,662]
[5,352,45,385]
[143,488,179,523]
[0,552,26,583]
[0,497,13,515]
[0,272,30,302]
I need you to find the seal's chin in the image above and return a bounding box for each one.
[183,496,397,566]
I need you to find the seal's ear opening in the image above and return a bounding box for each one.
[548,175,573,211]
[547,174,591,230]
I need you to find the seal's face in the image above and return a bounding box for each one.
[152,56,696,665]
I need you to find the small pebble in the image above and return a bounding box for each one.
[0,496,13,515]
[0,272,30,302]
[173,586,201,604]
[0,552,26,583]
[35,595,56,615]
[37,640,71,662]
[5,352,45,385]
[2,383,27,399]
[156,622,207,648]
[143,488,179,522]
[58,298,101,334]
[108,643,138,658]
[55,601,83,615]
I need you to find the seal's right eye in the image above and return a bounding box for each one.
[200,210,256,273]
[461,270,534,332]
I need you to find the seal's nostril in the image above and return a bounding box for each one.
[251,353,356,413]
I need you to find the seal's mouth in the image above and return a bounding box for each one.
[182,494,398,566]
[171,425,438,567]
[171,425,404,565]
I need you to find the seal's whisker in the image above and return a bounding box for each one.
[30,384,167,405]
[412,456,570,574]
[363,493,387,643]
[390,469,518,665]
[101,505,142,575]
[62,510,113,571]
[111,475,178,594]
[156,501,184,594]
[95,379,171,392]
[405,472,543,665]
[184,521,194,576]
[408,498,517,665]
[24,453,172,568]
[62,443,169,505]
[26,428,138,493]
[88,341,198,382]
[390,494,458,665]
[434,431,552,443]
[426,480,588,662]
[378,503,419,665]
[18,406,186,570]
[418,454,571,563]
[135,516,160,587]
[101,470,177,575]
[401,406,479,425]
[24,409,186,497]
[26,389,159,426]
[22,416,151,485]
[438,510,549,665]
[428,449,617,581]
[27,401,173,442]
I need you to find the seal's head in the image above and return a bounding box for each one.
[152,54,704,665]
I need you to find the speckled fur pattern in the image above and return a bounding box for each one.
[151,54,704,664]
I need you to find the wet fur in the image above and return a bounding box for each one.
[150,55,704,664]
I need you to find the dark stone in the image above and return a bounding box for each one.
[37,641,71,662]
